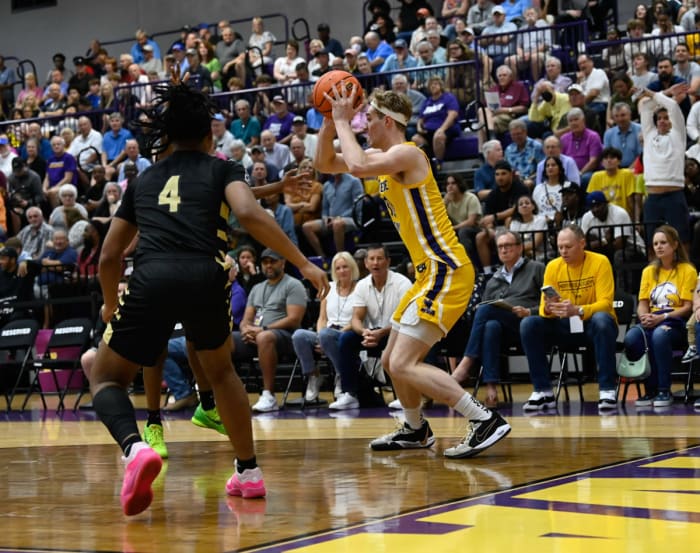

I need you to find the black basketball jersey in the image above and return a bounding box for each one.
[116,151,247,262]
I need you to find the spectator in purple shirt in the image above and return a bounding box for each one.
[413,76,461,163]
[262,95,295,145]
[43,136,77,209]
[560,108,603,191]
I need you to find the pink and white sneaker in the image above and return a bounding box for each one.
[120,442,163,516]
[225,467,266,499]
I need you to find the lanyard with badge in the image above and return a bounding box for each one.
[254,282,272,326]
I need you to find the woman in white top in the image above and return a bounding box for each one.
[291,251,360,402]
[509,194,548,259]
[532,155,569,226]
[273,39,305,85]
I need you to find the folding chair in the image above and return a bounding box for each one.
[282,355,331,409]
[0,318,39,411]
[22,318,93,412]
[552,343,587,404]
[473,343,518,405]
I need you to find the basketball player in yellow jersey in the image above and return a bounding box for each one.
[316,87,510,458]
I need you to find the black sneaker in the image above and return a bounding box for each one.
[370,420,435,451]
[444,411,511,459]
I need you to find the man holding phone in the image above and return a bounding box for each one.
[519,224,619,412]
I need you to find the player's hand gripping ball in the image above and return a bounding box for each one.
[312,70,364,118]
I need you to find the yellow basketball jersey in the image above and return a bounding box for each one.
[378,143,469,269]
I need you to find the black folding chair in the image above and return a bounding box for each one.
[0,318,39,411]
[23,318,93,412]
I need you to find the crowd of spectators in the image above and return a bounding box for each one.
[3,0,700,413]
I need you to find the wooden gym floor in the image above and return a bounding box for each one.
[0,383,699,552]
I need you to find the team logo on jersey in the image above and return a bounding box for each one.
[420,297,435,316]
[379,178,389,193]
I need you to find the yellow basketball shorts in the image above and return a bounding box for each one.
[392,260,474,337]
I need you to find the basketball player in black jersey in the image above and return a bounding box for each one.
[89,82,329,516]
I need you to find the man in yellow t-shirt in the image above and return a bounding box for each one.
[520,224,619,413]
[587,147,644,222]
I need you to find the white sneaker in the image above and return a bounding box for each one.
[388,398,403,409]
[522,391,556,411]
[252,391,278,412]
[598,389,617,412]
[329,392,359,410]
[305,374,323,402]
[333,374,342,399]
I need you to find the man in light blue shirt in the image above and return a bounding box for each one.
[603,103,642,169]
[480,6,517,70]
[302,173,363,258]
[380,39,418,73]
[364,31,394,71]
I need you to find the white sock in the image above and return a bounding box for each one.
[403,406,423,429]
[453,392,490,421]
[124,441,148,464]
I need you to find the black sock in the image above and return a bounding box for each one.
[200,390,215,411]
[236,455,257,472]
[147,410,161,427]
[93,385,141,455]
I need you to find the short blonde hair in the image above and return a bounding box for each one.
[330,251,360,282]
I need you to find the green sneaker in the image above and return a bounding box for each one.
[191,404,228,435]
[143,423,169,459]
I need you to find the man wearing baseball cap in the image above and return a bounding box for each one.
[581,190,646,266]
[232,248,307,413]
[263,95,295,144]
[380,38,418,73]
[480,5,517,70]
[291,115,318,159]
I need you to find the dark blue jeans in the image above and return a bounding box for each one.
[464,304,522,383]
[624,321,687,393]
[336,330,387,394]
[520,312,618,392]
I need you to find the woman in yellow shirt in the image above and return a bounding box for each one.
[624,225,695,408]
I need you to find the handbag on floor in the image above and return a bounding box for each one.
[617,326,651,380]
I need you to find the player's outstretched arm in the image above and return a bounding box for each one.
[226,180,329,298]
[250,168,311,199]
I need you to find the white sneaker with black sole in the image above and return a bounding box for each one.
[522,391,556,412]
[597,389,617,412]
[682,345,699,364]
[370,420,435,450]
[444,411,511,459]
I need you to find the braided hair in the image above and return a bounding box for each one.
[139,83,218,156]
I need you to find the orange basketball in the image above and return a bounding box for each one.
[312,70,364,118]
